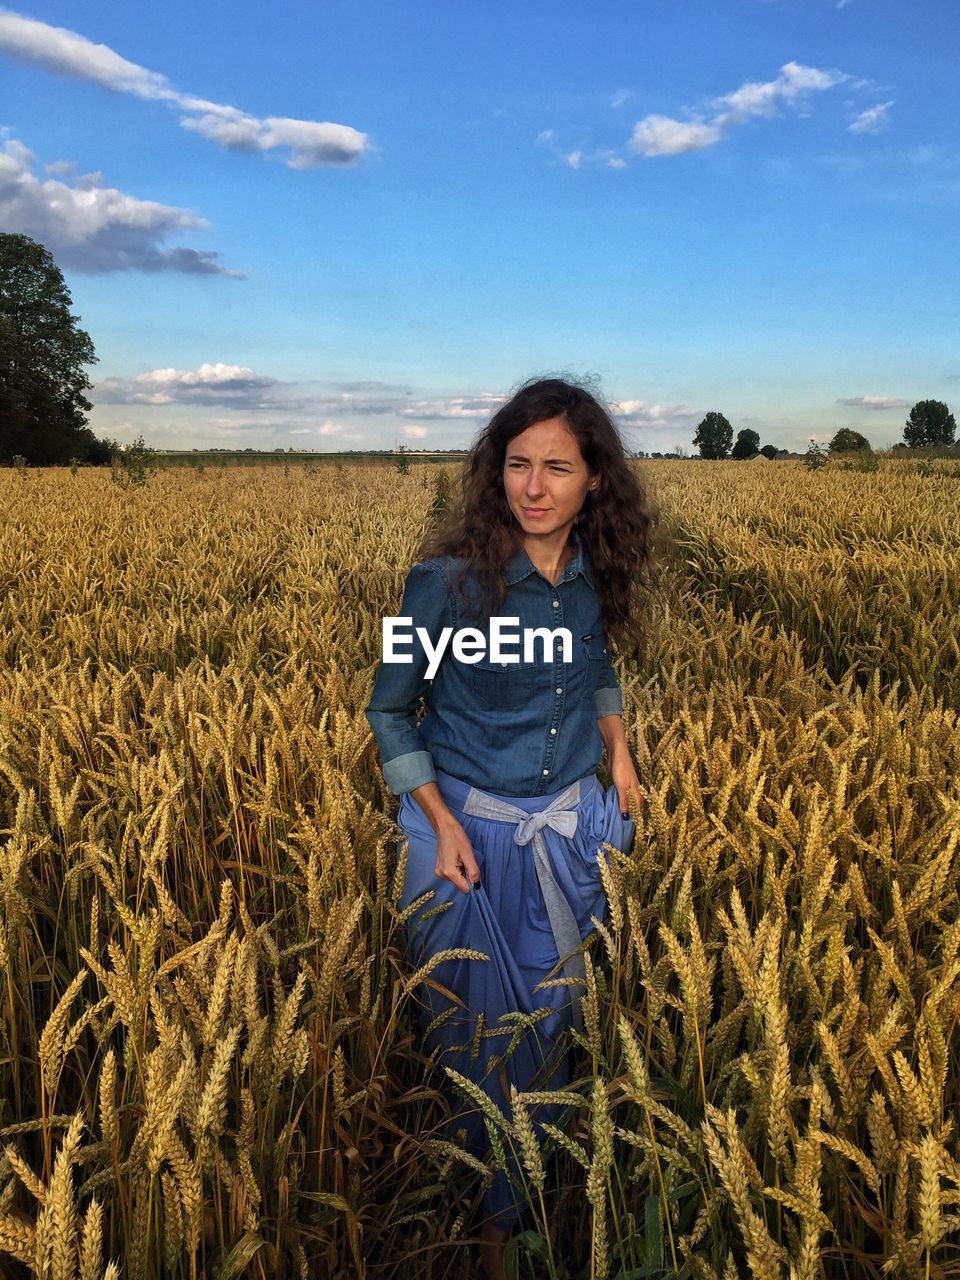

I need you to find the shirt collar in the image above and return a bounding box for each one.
[503,527,595,589]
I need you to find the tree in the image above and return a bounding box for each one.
[759,444,780,460]
[829,427,870,453]
[731,428,761,459]
[903,400,956,448]
[805,439,828,471]
[0,233,108,465]
[693,411,733,459]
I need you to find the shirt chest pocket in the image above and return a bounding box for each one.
[582,633,608,662]
[471,656,537,710]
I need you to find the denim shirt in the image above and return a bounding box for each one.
[364,531,624,797]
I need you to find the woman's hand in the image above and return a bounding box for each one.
[435,817,482,895]
[610,753,646,820]
[409,782,482,895]
[598,714,647,819]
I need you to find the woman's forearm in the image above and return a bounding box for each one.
[598,713,632,766]
[409,781,463,835]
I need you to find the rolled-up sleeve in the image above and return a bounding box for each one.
[364,562,452,795]
[593,633,624,719]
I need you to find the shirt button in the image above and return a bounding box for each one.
[542,768,549,775]
[550,727,557,735]
[555,687,562,695]
[500,662,507,668]
[552,600,559,607]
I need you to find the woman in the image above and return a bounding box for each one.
[365,377,657,1278]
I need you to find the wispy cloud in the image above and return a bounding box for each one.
[622,61,848,163]
[0,137,242,275]
[92,373,713,448]
[536,131,631,171]
[94,370,506,422]
[849,101,894,134]
[328,380,412,395]
[536,129,590,170]
[711,61,846,127]
[0,8,368,168]
[396,394,504,420]
[610,88,632,109]
[837,395,911,409]
[613,400,702,427]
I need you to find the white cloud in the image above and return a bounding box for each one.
[181,111,366,168]
[610,89,631,110]
[0,137,242,275]
[624,61,846,163]
[403,425,428,439]
[565,150,582,169]
[179,111,265,151]
[613,400,702,426]
[97,363,276,403]
[397,394,503,420]
[712,61,847,126]
[286,422,357,437]
[0,8,172,97]
[836,395,910,409]
[0,8,368,168]
[629,115,722,157]
[849,101,894,134]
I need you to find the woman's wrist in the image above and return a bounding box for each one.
[597,713,629,758]
[409,781,462,836]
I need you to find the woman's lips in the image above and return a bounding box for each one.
[522,507,549,516]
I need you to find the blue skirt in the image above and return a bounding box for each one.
[396,768,635,1230]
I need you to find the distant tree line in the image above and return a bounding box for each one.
[690,403,956,461]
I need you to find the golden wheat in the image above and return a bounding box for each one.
[0,459,958,1275]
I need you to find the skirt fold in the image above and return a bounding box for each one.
[397,769,635,1229]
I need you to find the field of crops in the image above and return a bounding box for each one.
[0,457,958,1279]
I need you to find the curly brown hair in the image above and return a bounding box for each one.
[419,376,660,654]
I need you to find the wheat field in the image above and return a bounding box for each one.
[0,457,958,1279]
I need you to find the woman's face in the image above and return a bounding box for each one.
[502,417,599,543]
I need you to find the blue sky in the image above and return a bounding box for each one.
[1,0,958,453]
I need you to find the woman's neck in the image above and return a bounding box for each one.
[522,530,575,586]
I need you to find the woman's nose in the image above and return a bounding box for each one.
[525,468,546,496]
